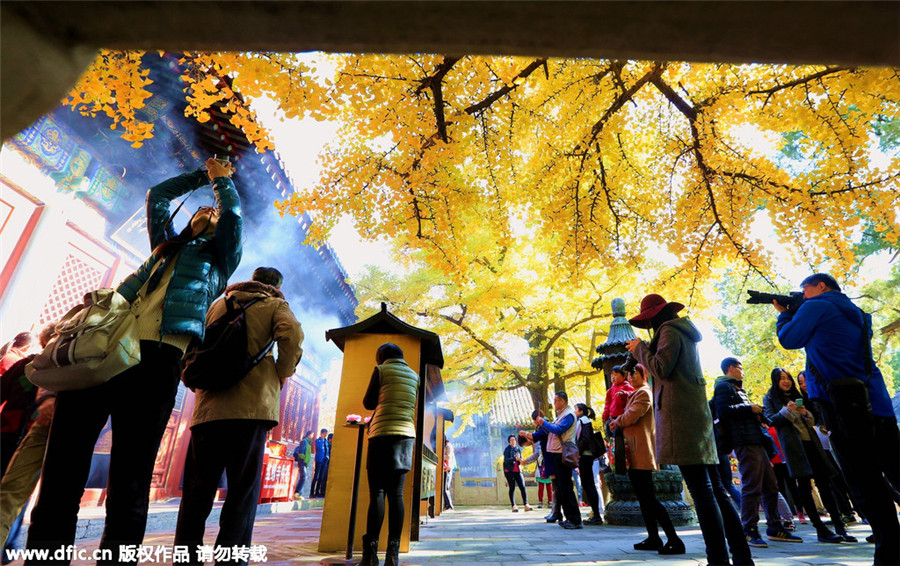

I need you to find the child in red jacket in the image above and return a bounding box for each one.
[603,364,634,470]
[603,365,635,425]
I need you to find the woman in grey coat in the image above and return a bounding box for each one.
[626,293,752,566]
[763,367,855,543]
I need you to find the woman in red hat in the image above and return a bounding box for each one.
[625,294,753,566]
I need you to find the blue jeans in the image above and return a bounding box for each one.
[717,453,741,506]
[680,464,753,566]
[3,507,26,563]
[294,463,307,495]
[550,453,581,525]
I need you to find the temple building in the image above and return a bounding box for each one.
[0,53,357,503]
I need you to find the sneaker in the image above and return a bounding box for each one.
[797,512,807,524]
[866,534,875,544]
[842,515,858,525]
[559,520,583,530]
[767,527,803,543]
[584,515,603,525]
[536,503,543,509]
[523,504,534,512]
[816,527,843,544]
[838,532,858,543]
[746,531,768,548]
[512,505,519,512]
[782,520,795,531]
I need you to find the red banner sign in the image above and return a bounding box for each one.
[259,454,295,502]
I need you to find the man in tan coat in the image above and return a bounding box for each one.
[174,266,303,566]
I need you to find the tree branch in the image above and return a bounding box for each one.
[416,56,461,143]
[464,58,548,115]
[545,296,607,351]
[650,72,773,284]
[439,312,527,387]
[748,66,853,107]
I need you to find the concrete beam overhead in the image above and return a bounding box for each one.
[3,1,898,141]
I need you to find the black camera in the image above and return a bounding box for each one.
[746,290,804,311]
[622,354,639,374]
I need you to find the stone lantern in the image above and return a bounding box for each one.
[592,298,694,527]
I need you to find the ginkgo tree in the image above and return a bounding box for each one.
[61,51,899,419]
[67,52,899,286]
[277,56,899,290]
[346,225,660,417]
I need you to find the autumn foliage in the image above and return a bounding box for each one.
[62,52,900,415]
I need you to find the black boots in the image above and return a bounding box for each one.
[384,538,401,566]
[360,535,400,566]
[360,534,379,566]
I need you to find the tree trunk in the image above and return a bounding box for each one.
[526,330,550,414]
[552,348,565,395]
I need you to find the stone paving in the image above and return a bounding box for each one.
[8,505,877,565]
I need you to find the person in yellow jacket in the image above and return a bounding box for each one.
[359,343,420,566]
[174,266,303,566]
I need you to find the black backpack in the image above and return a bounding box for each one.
[181,295,275,391]
[588,423,607,457]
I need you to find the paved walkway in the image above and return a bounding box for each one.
[9,505,877,565]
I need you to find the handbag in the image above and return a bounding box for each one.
[587,424,607,456]
[26,289,140,392]
[561,440,579,468]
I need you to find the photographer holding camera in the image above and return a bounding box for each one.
[713,357,802,547]
[775,273,899,565]
[626,294,752,566]
[26,158,241,565]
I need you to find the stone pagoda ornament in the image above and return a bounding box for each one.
[592,298,694,527]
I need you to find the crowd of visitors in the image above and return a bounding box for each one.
[0,157,896,566]
[503,278,898,566]
[0,162,313,566]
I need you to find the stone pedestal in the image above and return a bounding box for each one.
[603,466,695,526]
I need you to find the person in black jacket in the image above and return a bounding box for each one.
[714,357,802,548]
[502,436,532,512]
[574,403,604,525]
[762,368,848,543]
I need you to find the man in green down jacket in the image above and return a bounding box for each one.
[360,343,420,566]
